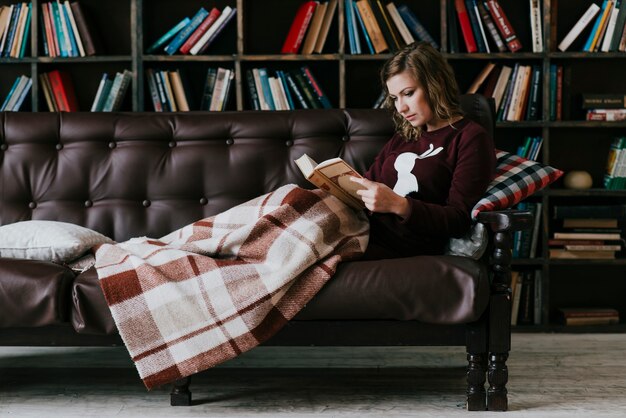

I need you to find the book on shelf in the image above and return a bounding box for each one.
[582,93,626,109]
[557,308,620,326]
[178,7,221,55]
[549,248,616,259]
[600,0,621,52]
[69,1,101,55]
[529,0,543,52]
[447,0,459,52]
[474,0,505,52]
[485,0,522,52]
[146,17,190,54]
[314,0,337,53]
[395,3,438,49]
[610,0,626,50]
[353,0,375,54]
[355,0,388,53]
[466,62,496,94]
[345,0,360,54]
[46,70,79,112]
[552,232,622,241]
[563,218,619,229]
[169,70,190,112]
[586,109,626,121]
[301,0,327,55]
[454,0,477,53]
[372,0,403,52]
[0,75,31,112]
[586,0,614,52]
[385,2,414,46]
[281,1,318,54]
[510,271,522,326]
[190,6,236,55]
[294,154,365,210]
[466,0,488,52]
[301,65,332,109]
[554,204,626,220]
[604,136,626,189]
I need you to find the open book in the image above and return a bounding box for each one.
[294,154,366,210]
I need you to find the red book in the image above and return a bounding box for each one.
[486,0,522,52]
[454,0,477,53]
[281,1,317,54]
[47,70,79,112]
[179,8,221,55]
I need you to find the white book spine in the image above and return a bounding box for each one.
[601,4,620,51]
[558,3,601,51]
[190,6,232,55]
[268,77,284,110]
[493,65,512,111]
[252,68,269,111]
[275,74,292,110]
[529,0,543,52]
[209,67,227,111]
[473,2,490,53]
[57,0,73,56]
[5,75,28,112]
[506,66,526,121]
[64,1,85,57]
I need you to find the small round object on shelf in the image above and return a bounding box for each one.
[563,170,593,190]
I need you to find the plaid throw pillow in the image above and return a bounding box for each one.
[471,150,563,219]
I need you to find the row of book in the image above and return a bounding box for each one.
[549,204,625,260]
[40,1,99,57]
[246,66,331,111]
[583,93,626,122]
[146,5,235,55]
[557,308,620,326]
[512,202,542,259]
[0,2,31,58]
[450,0,539,54]
[281,0,337,54]
[146,67,234,112]
[468,62,542,122]
[558,0,626,52]
[38,69,131,112]
[0,75,31,111]
[604,136,626,189]
[511,270,542,326]
[343,0,437,55]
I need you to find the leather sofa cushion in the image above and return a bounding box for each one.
[0,259,74,327]
[71,255,488,335]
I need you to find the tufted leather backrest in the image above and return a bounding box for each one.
[0,95,494,241]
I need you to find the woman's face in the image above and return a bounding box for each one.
[386,70,438,130]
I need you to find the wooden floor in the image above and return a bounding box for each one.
[1,333,626,417]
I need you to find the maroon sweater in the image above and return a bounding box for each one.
[363,118,496,258]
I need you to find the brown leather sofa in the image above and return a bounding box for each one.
[0,94,530,411]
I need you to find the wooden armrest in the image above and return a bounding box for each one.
[476,210,534,233]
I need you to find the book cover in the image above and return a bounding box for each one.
[179,8,221,55]
[610,0,626,50]
[385,2,414,46]
[245,69,260,110]
[465,0,487,52]
[47,69,79,111]
[294,153,366,209]
[583,0,610,51]
[146,17,190,54]
[170,70,190,111]
[165,8,209,55]
[373,0,402,51]
[486,0,522,52]
[529,0,543,52]
[314,0,338,53]
[355,0,388,53]
[281,1,318,54]
[467,62,496,94]
[476,0,505,52]
[558,3,601,51]
[301,1,327,55]
[192,6,236,55]
[454,0,477,53]
[582,93,626,109]
[353,0,375,54]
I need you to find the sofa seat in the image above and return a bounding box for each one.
[70,255,489,335]
[0,259,74,327]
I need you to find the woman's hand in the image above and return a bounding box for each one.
[350,177,410,219]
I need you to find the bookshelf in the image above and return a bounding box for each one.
[1,0,626,331]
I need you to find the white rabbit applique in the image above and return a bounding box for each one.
[392,144,444,196]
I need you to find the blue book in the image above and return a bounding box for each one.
[146,17,191,54]
[0,77,21,111]
[257,68,275,110]
[164,8,208,55]
[61,2,78,57]
[344,0,356,54]
[18,4,32,58]
[396,4,439,49]
[353,1,374,54]
[12,77,32,111]
[277,70,295,110]
[583,0,609,51]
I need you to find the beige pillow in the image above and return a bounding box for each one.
[0,220,113,263]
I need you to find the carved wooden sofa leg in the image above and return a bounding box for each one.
[170,376,192,406]
[466,352,487,411]
[487,353,509,411]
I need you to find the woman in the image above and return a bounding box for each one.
[351,42,496,260]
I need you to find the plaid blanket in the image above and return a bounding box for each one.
[93,185,369,389]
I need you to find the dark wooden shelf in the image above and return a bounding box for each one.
[514,324,626,333]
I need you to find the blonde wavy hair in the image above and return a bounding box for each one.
[380,42,463,141]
